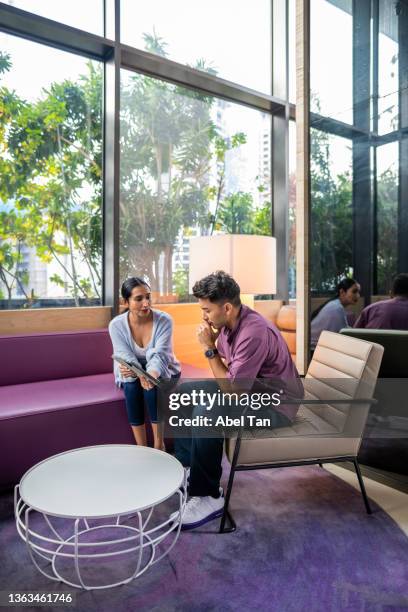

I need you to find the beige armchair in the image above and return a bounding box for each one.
[220,331,384,533]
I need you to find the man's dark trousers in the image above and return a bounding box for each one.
[174,380,223,498]
[173,379,292,498]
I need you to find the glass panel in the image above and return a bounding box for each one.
[288,0,296,104]
[3,0,104,36]
[378,0,399,135]
[288,121,296,298]
[120,0,271,94]
[120,70,271,303]
[376,142,398,294]
[0,34,103,308]
[310,0,353,123]
[273,0,287,100]
[310,129,353,294]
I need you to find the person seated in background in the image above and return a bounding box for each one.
[109,277,180,450]
[173,271,302,530]
[311,278,361,351]
[354,273,408,330]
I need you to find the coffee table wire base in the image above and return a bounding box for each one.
[15,479,187,590]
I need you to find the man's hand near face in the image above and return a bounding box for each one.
[196,320,229,381]
[196,320,219,350]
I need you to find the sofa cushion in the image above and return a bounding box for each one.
[0,382,132,490]
[0,363,212,421]
[226,405,349,466]
[0,329,114,386]
[0,373,123,420]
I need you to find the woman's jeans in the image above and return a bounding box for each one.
[122,380,157,426]
[123,373,181,426]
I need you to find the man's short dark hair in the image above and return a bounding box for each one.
[192,271,241,306]
[392,273,408,297]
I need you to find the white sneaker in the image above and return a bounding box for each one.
[171,488,224,531]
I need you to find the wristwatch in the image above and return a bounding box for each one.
[204,347,219,359]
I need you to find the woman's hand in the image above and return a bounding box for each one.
[119,363,135,378]
[140,369,159,391]
[139,376,153,390]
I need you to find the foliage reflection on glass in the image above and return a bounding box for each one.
[119,33,272,302]
[0,44,102,308]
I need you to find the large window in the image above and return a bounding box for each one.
[0,33,103,308]
[120,70,271,301]
[0,0,292,310]
[310,0,408,305]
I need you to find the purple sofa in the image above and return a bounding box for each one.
[0,329,134,490]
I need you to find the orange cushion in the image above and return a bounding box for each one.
[276,305,296,331]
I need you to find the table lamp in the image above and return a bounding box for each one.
[188,234,277,308]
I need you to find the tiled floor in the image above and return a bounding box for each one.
[326,463,408,535]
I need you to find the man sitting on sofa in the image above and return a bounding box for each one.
[172,271,302,530]
[354,273,408,330]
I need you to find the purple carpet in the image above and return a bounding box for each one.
[1,465,408,611]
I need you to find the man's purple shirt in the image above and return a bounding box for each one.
[216,305,302,421]
[354,297,408,330]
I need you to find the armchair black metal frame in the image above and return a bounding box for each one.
[218,397,377,534]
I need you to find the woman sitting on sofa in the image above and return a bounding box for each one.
[310,277,361,351]
[109,277,180,449]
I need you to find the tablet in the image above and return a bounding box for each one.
[112,355,162,387]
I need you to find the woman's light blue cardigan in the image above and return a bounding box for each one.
[109,309,180,384]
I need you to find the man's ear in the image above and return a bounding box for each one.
[224,302,233,316]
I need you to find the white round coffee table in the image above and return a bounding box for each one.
[15,445,186,590]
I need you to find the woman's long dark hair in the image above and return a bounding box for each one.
[121,277,151,312]
[311,278,357,321]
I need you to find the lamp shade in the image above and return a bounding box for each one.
[188,234,277,294]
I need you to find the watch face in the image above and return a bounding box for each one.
[205,348,218,359]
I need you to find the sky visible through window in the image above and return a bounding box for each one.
[121,0,271,95]
[0,31,102,304]
[4,0,103,35]
[0,32,94,100]
[311,0,398,175]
